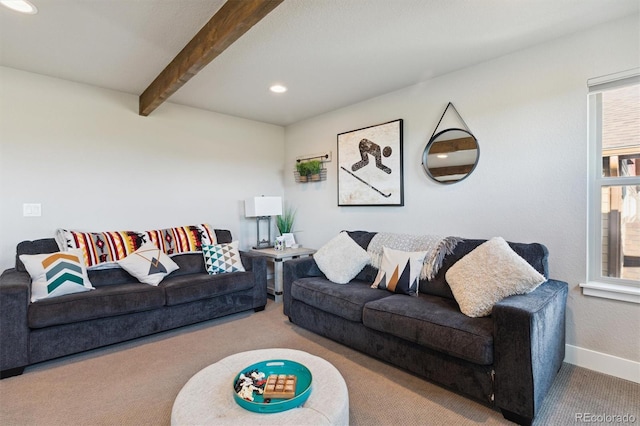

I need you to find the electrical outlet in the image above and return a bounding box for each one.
[23,203,41,217]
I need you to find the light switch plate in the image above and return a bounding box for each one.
[23,203,41,217]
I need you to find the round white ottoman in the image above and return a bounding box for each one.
[171,348,349,425]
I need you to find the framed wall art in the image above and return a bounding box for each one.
[337,119,404,206]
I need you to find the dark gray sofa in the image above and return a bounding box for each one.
[0,229,267,379]
[283,234,568,426]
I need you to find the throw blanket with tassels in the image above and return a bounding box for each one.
[367,233,462,280]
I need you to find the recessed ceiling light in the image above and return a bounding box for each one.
[269,84,287,94]
[0,0,38,14]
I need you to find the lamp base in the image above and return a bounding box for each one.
[252,244,275,250]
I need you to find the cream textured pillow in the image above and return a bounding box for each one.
[20,249,94,302]
[314,232,371,284]
[117,243,179,285]
[445,237,546,317]
[371,247,427,296]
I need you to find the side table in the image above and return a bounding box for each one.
[249,247,315,302]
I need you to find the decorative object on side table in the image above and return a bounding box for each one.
[276,204,297,248]
[244,196,282,249]
[338,119,404,206]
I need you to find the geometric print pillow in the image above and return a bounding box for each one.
[19,249,95,302]
[202,241,245,275]
[117,243,179,286]
[144,224,217,256]
[371,246,427,296]
[55,228,144,269]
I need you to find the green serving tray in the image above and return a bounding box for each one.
[232,359,313,413]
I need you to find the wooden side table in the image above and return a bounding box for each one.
[249,247,315,302]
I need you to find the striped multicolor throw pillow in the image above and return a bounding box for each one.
[19,249,94,302]
[144,224,216,256]
[56,229,144,269]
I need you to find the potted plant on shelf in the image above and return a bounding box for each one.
[296,161,309,182]
[306,160,322,181]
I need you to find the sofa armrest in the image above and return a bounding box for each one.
[0,268,31,373]
[283,257,323,316]
[493,279,568,424]
[240,251,268,308]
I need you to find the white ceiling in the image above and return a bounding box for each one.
[1,0,638,126]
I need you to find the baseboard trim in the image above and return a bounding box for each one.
[565,344,640,383]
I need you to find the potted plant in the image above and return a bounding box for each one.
[306,160,322,181]
[277,205,296,247]
[296,161,309,182]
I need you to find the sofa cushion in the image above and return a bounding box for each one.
[16,238,65,272]
[421,238,549,300]
[55,228,144,269]
[162,271,255,306]
[20,250,95,303]
[28,283,165,328]
[445,237,546,318]
[291,278,390,322]
[202,241,245,274]
[313,232,371,284]
[362,294,494,365]
[371,247,426,296]
[117,243,179,285]
[143,224,216,256]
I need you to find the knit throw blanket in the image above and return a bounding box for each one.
[367,233,462,280]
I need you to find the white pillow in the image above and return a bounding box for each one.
[371,247,427,296]
[202,241,246,274]
[314,232,370,284]
[117,243,179,285]
[445,237,546,317]
[19,249,94,303]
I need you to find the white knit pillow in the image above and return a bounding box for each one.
[314,232,370,284]
[445,237,546,317]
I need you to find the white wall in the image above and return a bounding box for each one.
[284,16,640,364]
[0,67,285,270]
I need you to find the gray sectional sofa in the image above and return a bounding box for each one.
[284,233,568,426]
[0,229,267,379]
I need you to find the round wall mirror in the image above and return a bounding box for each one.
[422,128,479,184]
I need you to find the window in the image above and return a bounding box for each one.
[583,69,640,303]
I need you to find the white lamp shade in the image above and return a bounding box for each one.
[245,196,282,217]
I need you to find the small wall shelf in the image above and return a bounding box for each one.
[294,154,329,183]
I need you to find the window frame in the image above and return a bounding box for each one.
[582,69,640,304]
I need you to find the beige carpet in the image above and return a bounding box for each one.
[1,300,638,425]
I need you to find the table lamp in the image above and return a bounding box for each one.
[244,196,282,249]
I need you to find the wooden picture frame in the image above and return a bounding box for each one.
[337,119,404,206]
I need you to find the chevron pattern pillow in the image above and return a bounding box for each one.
[117,243,179,285]
[19,249,94,302]
[371,246,427,296]
[202,241,245,274]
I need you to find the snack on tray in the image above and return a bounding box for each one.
[263,374,297,399]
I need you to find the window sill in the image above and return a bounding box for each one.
[580,282,640,304]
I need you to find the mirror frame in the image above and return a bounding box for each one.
[421,127,479,184]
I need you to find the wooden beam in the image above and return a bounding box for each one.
[428,164,475,178]
[139,0,284,116]
[428,136,477,155]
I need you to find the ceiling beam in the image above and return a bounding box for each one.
[139,0,284,116]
